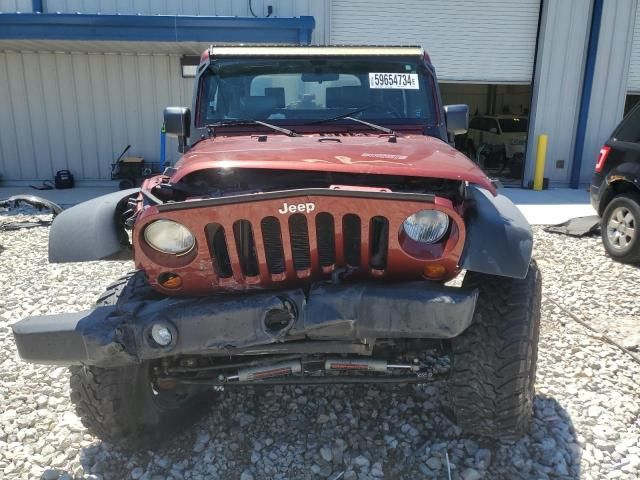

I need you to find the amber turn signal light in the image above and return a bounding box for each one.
[158,272,182,289]
[423,264,446,279]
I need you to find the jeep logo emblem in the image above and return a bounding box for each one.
[278,202,316,215]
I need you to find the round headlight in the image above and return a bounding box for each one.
[402,210,449,243]
[144,220,195,255]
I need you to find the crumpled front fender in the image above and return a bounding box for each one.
[48,189,139,263]
[460,185,533,279]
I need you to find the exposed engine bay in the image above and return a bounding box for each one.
[150,168,466,204]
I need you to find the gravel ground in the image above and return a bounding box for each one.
[1,208,639,480]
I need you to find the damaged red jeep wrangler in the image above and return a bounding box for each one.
[12,46,541,446]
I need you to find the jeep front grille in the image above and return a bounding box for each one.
[342,214,361,267]
[205,223,233,278]
[260,216,286,275]
[137,191,468,293]
[233,220,260,277]
[288,214,311,271]
[316,212,335,267]
[204,212,388,280]
[369,216,389,270]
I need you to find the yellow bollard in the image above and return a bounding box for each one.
[533,134,548,191]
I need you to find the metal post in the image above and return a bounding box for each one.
[160,124,167,170]
[534,134,548,191]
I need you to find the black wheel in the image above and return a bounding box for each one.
[69,272,209,448]
[601,193,640,263]
[448,260,541,439]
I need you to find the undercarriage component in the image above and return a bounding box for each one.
[235,360,302,381]
[155,355,439,387]
[159,374,428,387]
[153,350,439,389]
[324,358,418,373]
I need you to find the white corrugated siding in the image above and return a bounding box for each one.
[0,1,328,182]
[329,0,540,83]
[628,3,640,92]
[0,52,192,181]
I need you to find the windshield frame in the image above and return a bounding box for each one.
[193,55,443,134]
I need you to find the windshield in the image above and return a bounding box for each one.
[499,117,528,133]
[196,58,439,127]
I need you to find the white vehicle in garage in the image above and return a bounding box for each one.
[466,115,528,178]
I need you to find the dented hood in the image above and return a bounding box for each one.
[171,134,496,195]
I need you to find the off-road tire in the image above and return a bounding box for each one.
[69,272,208,448]
[448,260,541,439]
[601,192,640,263]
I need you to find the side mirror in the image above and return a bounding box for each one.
[444,104,469,137]
[489,127,498,134]
[164,107,191,153]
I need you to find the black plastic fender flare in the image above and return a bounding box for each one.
[48,189,139,263]
[597,162,640,215]
[460,185,533,279]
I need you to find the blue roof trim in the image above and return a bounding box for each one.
[0,13,315,44]
[570,0,603,188]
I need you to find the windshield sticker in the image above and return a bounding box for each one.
[369,73,418,89]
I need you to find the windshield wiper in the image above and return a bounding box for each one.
[206,119,299,137]
[310,107,370,124]
[342,116,396,135]
[311,108,397,136]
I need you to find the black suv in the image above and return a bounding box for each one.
[591,103,640,263]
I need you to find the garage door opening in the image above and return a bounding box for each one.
[440,83,533,187]
[625,94,640,114]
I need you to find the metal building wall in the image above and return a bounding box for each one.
[0,0,329,44]
[0,51,192,182]
[524,0,592,186]
[0,2,328,183]
[329,0,540,83]
[627,2,640,92]
[0,0,31,12]
[579,0,637,185]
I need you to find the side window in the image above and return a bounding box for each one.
[469,117,481,130]
[614,106,640,143]
[489,119,499,133]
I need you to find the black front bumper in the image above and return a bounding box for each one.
[12,282,478,367]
